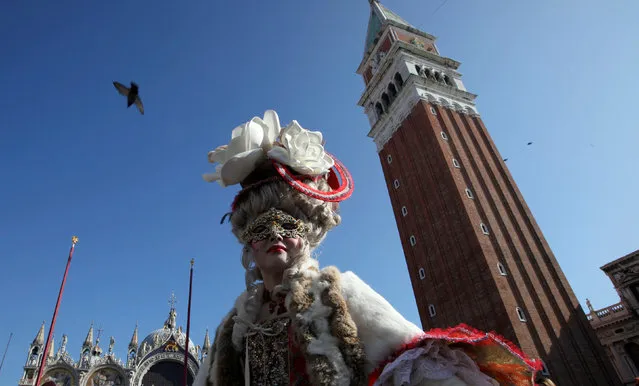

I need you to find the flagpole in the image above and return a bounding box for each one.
[183,258,194,386]
[0,332,13,376]
[35,236,78,386]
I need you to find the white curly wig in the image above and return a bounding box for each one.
[230,175,340,290]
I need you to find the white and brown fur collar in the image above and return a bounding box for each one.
[193,262,423,386]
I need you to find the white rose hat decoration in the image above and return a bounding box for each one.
[267,120,334,176]
[203,110,281,187]
[203,110,353,205]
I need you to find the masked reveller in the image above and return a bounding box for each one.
[195,110,542,385]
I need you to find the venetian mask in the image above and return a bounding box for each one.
[241,208,309,244]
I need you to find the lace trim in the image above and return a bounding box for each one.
[369,324,542,385]
[374,343,499,386]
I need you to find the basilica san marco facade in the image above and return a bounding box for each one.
[18,299,208,386]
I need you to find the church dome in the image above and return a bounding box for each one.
[139,327,197,357]
[137,304,198,358]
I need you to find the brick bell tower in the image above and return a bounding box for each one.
[356,1,619,384]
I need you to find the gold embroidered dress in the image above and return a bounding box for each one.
[243,292,311,386]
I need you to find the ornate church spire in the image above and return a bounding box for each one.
[47,336,55,359]
[82,322,94,350]
[33,322,45,346]
[126,322,139,368]
[21,323,45,381]
[202,328,210,353]
[200,328,210,361]
[128,322,139,350]
[164,292,177,329]
[92,327,103,357]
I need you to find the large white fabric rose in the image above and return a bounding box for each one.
[203,110,281,187]
[267,120,334,176]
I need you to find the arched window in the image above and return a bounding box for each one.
[498,262,507,276]
[435,72,443,82]
[415,64,422,74]
[465,188,474,199]
[429,304,436,317]
[425,68,433,80]
[31,347,39,356]
[418,268,425,280]
[394,72,404,89]
[444,74,453,86]
[387,83,398,101]
[381,93,391,110]
[516,307,527,322]
[375,102,384,119]
[142,361,194,386]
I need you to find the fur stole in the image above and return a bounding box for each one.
[193,265,422,386]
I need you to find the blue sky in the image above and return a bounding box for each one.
[1,0,638,382]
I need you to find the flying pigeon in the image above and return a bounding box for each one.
[113,81,144,115]
[503,158,508,162]
[527,141,533,145]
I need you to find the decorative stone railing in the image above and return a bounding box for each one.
[587,302,629,325]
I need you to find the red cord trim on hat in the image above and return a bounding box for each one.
[272,153,353,202]
[230,154,354,211]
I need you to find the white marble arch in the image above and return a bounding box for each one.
[41,363,78,386]
[82,364,128,386]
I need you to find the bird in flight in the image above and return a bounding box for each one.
[113,81,144,115]
[503,141,534,163]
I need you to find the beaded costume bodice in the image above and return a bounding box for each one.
[246,317,291,385]
[244,291,311,386]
